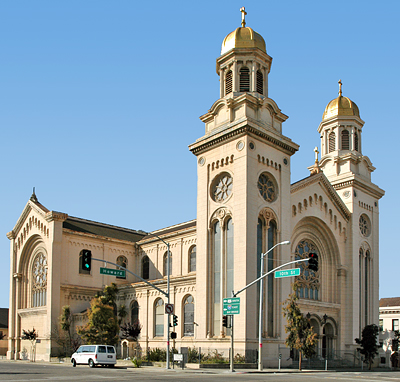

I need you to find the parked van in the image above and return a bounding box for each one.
[71,345,117,367]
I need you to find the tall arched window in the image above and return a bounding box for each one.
[189,246,196,272]
[256,70,263,94]
[32,252,47,307]
[142,255,149,280]
[116,255,127,279]
[131,300,139,324]
[359,248,371,333]
[225,70,233,95]
[163,251,172,277]
[257,217,276,337]
[79,249,90,275]
[295,240,320,300]
[212,217,234,335]
[183,295,195,337]
[155,299,164,337]
[329,132,336,152]
[354,132,359,152]
[341,130,349,150]
[239,67,250,92]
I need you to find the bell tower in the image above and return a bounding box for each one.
[189,8,299,354]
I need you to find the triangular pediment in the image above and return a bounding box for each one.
[291,172,350,221]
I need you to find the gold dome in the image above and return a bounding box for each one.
[322,80,360,121]
[221,7,266,56]
[221,27,266,55]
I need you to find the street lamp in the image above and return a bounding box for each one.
[143,231,172,370]
[258,240,290,371]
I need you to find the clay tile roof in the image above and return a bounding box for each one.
[380,297,400,307]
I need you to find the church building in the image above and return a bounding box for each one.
[6,9,384,366]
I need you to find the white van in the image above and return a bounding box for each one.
[71,345,117,367]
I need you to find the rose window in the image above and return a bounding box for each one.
[258,173,277,202]
[359,214,371,237]
[212,173,233,202]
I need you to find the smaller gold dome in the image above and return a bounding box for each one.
[221,27,266,55]
[322,80,360,121]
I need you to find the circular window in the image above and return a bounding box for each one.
[258,173,277,202]
[198,157,205,166]
[283,158,288,165]
[249,142,255,150]
[237,141,245,151]
[359,214,371,237]
[211,172,233,202]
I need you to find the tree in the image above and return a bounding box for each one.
[77,284,120,346]
[21,328,37,362]
[120,321,142,341]
[355,324,379,370]
[282,286,317,371]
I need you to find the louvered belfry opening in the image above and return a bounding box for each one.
[256,70,263,94]
[225,70,233,95]
[239,67,250,92]
[341,130,350,150]
[329,132,336,152]
[354,132,359,152]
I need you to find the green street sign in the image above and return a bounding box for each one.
[223,297,240,315]
[275,268,300,278]
[100,267,126,278]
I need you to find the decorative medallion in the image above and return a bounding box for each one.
[283,158,288,166]
[236,141,245,151]
[343,191,351,199]
[212,173,233,202]
[257,173,277,202]
[198,157,205,166]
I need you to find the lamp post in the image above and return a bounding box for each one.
[258,240,290,371]
[144,231,171,370]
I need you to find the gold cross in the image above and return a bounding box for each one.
[240,7,247,27]
[314,146,319,163]
[338,79,342,96]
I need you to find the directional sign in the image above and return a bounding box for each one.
[165,303,174,314]
[100,267,126,278]
[275,268,300,278]
[223,297,240,315]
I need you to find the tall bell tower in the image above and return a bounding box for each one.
[189,8,299,354]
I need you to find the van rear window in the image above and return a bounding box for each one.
[107,346,115,353]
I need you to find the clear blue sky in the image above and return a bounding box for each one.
[1,1,399,309]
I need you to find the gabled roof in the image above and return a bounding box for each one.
[380,297,400,308]
[291,172,350,221]
[63,216,146,243]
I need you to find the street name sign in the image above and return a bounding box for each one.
[100,267,126,278]
[275,268,300,278]
[223,297,240,315]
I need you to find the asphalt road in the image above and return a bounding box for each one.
[1,361,400,381]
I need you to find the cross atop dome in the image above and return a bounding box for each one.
[240,7,247,27]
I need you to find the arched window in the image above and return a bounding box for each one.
[341,130,349,150]
[329,132,336,152]
[256,70,263,94]
[295,240,320,300]
[32,252,47,307]
[354,132,359,152]
[155,299,164,337]
[257,217,277,337]
[116,255,127,279]
[239,67,250,92]
[189,246,196,272]
[225,70,232,95]
[359,248,371,333]
[79,249,91,275]
[183,295,195,337]
[131,300,139,324]
[163,251,172,277]
[142,255,149,280]
[212,217,234,335]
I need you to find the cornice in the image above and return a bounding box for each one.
[45,211,68,223]
[189,122,298,156]
[331,177,385,199]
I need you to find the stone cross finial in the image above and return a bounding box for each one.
[314,147,319,163]
[338,79,342,97]
[240,7,247,27]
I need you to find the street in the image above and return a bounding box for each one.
[1,361,400,382]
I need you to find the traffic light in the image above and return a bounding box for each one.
[308,253,318,272]
[82,250,92,272]
[222,315,228,328]
[171,332,177,339]
[173,315,178,326]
